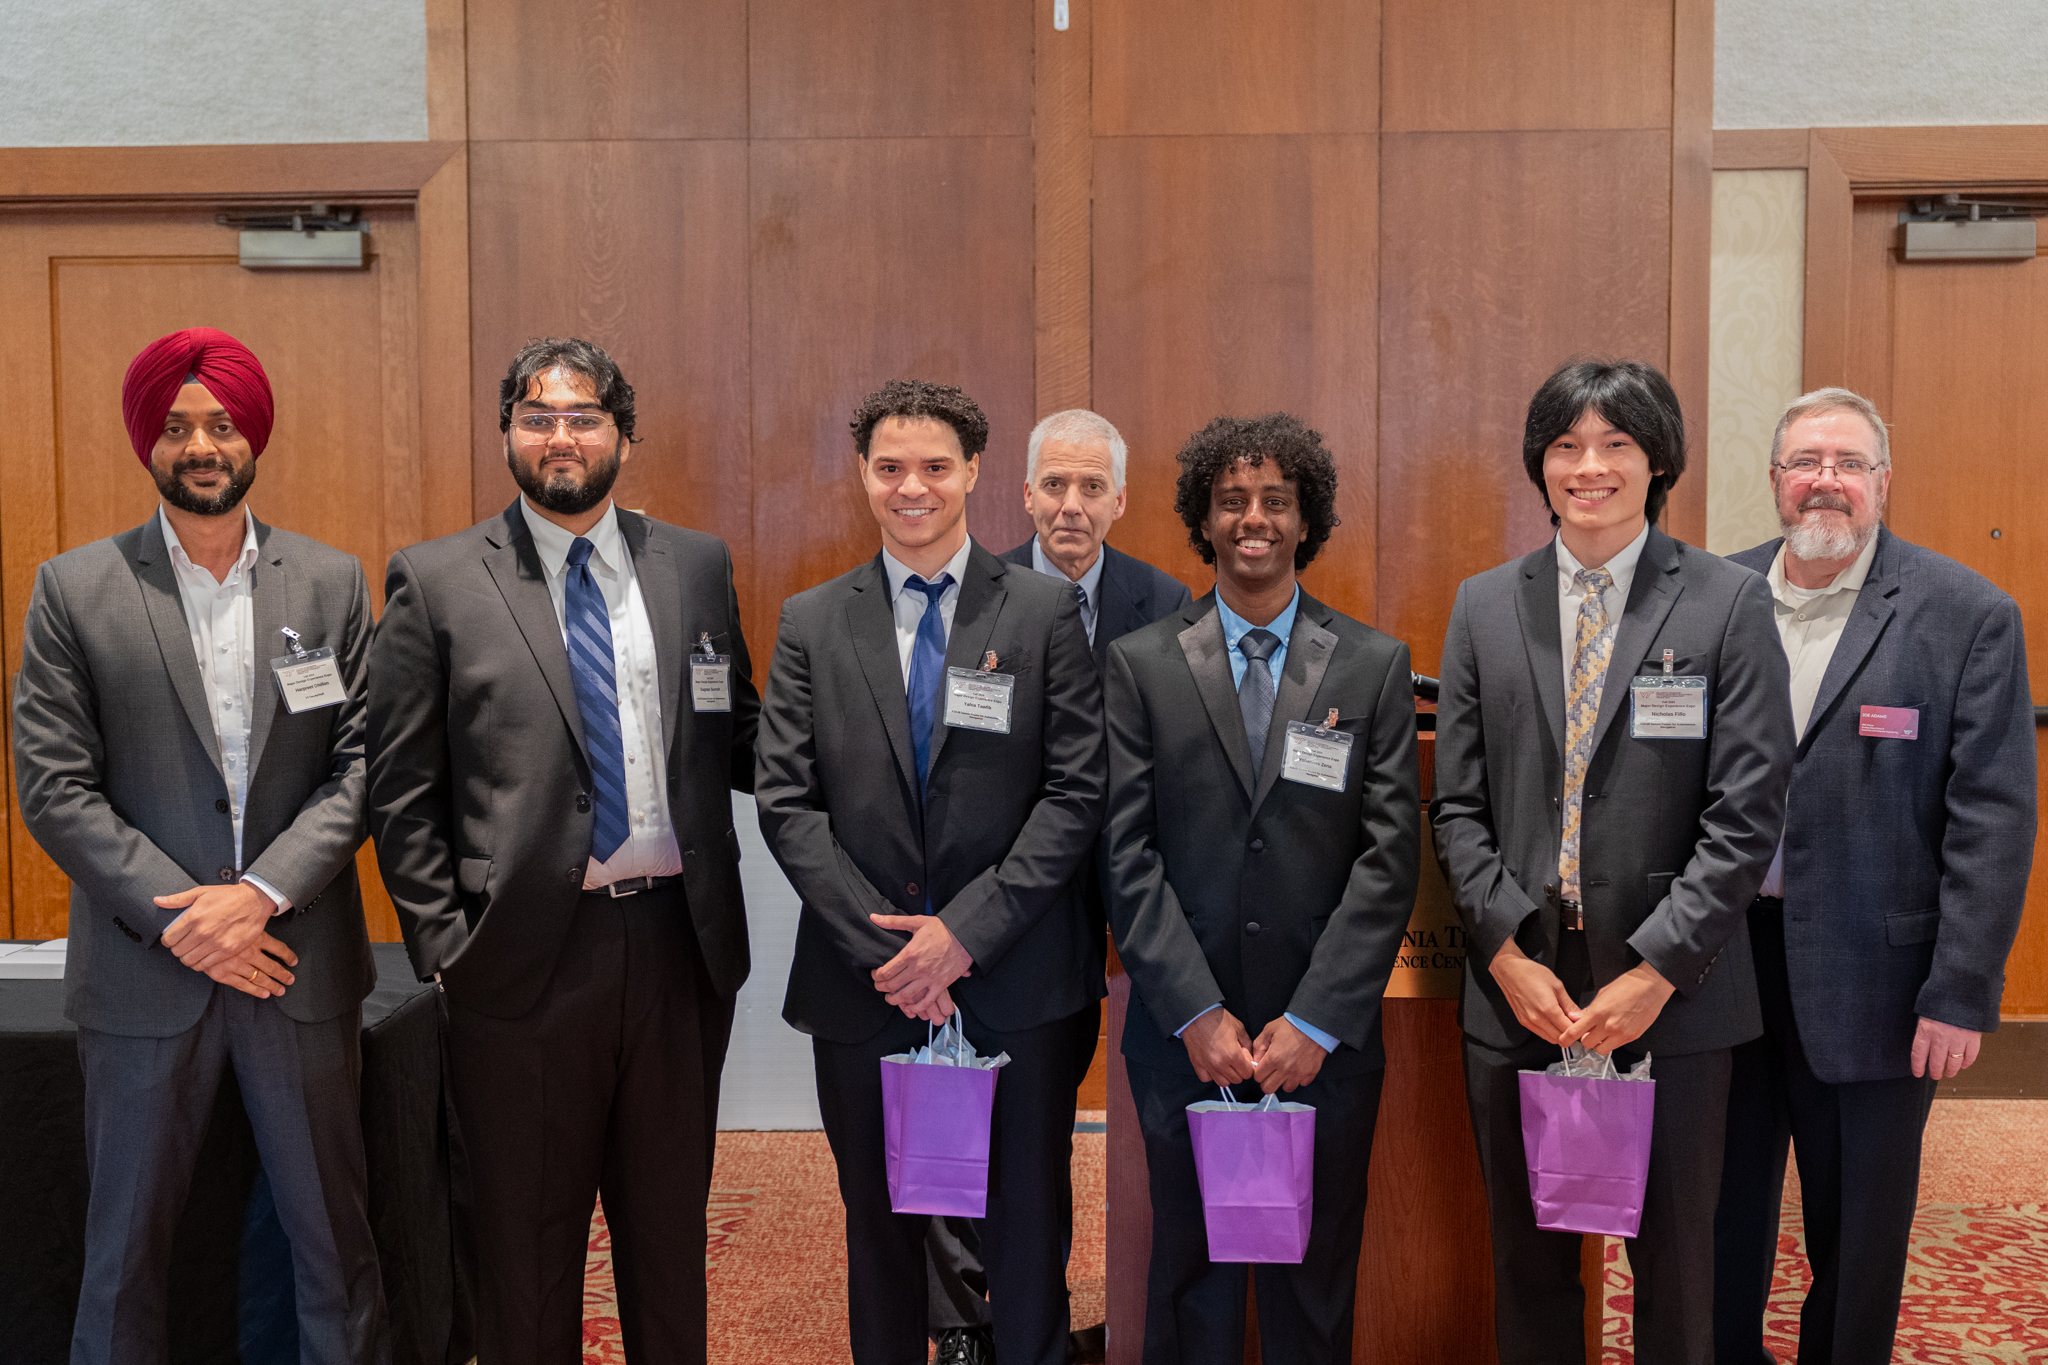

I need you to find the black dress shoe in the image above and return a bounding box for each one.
[934,1325,996,1365]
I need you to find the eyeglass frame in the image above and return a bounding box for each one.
[507,410,619,445]
[1769,456,1888,480]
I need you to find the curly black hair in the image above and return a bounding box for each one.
[849,379,989,458]
[1173,413,1341,571]
[498,336,639,444]
[1522,359,1686,526]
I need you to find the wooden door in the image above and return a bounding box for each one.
[1841,197,2048,1014]
[0,205,430,942]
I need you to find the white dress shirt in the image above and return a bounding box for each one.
[1554,520,1651,698]
[522,500,681,888]
[882,537,976,681]
[1028,537,1105,644]
[1756,532,1880,897]
[158,508,287,912]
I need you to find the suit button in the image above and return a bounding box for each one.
[219,866,237,883]
[566,867,582,885]
[1246,921,1262,935]
[214,798,230,814]
[1249,839,1264,852]
[907,882,920,897]
[576,793,592,813]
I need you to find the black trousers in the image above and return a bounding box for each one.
[72,986,389,1365]
[1713,901,1936,1365]
[815,999,1099,1365]
[1125,1058,1384,1365]
[443,885,734,1365]
[1464,932,1732,1365]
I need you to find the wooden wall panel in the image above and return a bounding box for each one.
[1035,0,1093,418]
[1381,0,1673,132]
[1377,130,1672,677]
[465,0,746,141]
[466,139,754,606]
[1662,0,1715,549]
[1092,134,1378,618]
[747,136,1036,661]
[1092,0,1378,136]
[749,0,1032,139]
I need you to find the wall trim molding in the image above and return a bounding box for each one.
[0,142,463,202]
[1715,125,2048,188]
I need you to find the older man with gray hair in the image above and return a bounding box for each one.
[921,409,1190,1365]
[1713,387,2035,1365]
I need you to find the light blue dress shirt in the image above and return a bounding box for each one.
[1175,585,1339,1057]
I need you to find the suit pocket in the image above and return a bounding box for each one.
[1647,872,1678,907]
[1886,906,1941,946]
[457,857,492,895]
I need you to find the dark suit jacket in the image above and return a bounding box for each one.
[1731,529,2035,1082]
[365,499,759,1019]
[14,515,374,1035]
[756,539,1107,1044]
[999,538,1195,675]
[1105,590,1420,1079]
[1432,526,1795,1056]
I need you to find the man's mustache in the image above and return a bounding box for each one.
[173,458,233,477]
[1798,494,1852,515]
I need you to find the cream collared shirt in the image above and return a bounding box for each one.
[882,537,976,681]
[1554,520,1651,699]
[521,500,681,888]
[1757,531,1880,896]
[159,507,287,911]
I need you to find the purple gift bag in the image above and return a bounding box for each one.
[1518,1061,1656,1238]
[880,1018,1002,1218]
[1186,1088,1316,1263]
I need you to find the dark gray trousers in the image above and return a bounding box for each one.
[72,985,388,1365]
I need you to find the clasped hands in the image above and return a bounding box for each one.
[157,882,297,1000]
[870,913,974,1024]
[1183,1008,1326,1095]
[1488,939,1674,1055]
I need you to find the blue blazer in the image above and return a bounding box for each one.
[1731,528,2035,1083]
[1001,538,1194,675]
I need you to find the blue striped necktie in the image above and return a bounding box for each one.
[565,537,630,862]
[905,573,953,798]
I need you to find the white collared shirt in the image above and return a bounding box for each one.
[882,537,976,681]
[1555,520,1651,698]
[158,507,287,911]
[1028,537,1106,643]
[521,500,680,888]
[1757,531,1880,897]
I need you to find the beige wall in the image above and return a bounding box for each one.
[1706,170,1805,555]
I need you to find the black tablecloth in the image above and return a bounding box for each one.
[0,943,472,1365]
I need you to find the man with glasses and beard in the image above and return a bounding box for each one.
[1713,389,2034,1365]
[366,338,760,1365]
[14,328,388,1363]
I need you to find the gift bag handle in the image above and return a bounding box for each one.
[927,1014,971,1065]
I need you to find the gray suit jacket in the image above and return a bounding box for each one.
[365,500,760,1020]
[1731,529,2035,1082]
[14,514,374,1036]
[1432,526,1795,1055]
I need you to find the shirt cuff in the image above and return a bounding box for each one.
[1175,1003,1222,1038]
[241,874,291,916]
[1284,1013,1339,1054]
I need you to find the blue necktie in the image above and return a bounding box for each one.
[905,573,954,799]
[565,537,630,863]
[1239,627,1281,776]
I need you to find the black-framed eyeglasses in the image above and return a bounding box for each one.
[510,411,615,445]
[1772,457,1884,479]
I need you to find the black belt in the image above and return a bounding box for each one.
[586,873,682,899]
[1754,894,1784,911]
[1559,897,1583,931]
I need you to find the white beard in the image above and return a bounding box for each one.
[1781,510,1872,563]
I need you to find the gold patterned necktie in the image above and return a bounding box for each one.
[1558,567,1616,919]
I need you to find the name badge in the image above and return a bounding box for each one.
[691,655,732,712]
[269,649,347,713]
[1280,719,1354,792]
[1629,674,1707,738]
[1859,705,1919,739]
[944,666,1015,734]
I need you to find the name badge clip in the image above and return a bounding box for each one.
[269,626,347,713]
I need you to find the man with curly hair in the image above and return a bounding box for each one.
[756,379,1106,1365]
[1103,413,1419,1364]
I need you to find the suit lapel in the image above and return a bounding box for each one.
[847,556,920,798]
[1249,597,1338,816]
[1514,543,1567,757]
[927,543,1007,776]
[132,514,225,775]
[1586,528,1683,758]
[619,512,686,759]
[1178,596,1257,801]
[482,502,587,762]
[245,519,288,783]
[1092,546,1139,672]
[1801,530,1899,754]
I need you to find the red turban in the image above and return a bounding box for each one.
[121,327,275,467]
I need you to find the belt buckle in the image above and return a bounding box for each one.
[1563,898,1584,931]
[605,877,643,899]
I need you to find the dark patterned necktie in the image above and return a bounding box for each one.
[1239,627,1281,775]
[565,537,629,862]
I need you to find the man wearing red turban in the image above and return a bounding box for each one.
[13,327,390,1363]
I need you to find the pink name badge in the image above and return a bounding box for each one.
[1859,705,1919,740]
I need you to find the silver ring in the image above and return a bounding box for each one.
[1948,1050,1965,1057]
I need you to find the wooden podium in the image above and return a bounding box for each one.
[1101,730,1603,1362]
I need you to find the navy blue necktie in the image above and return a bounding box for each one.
[565,537,630,862]
[905,573,954,798]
